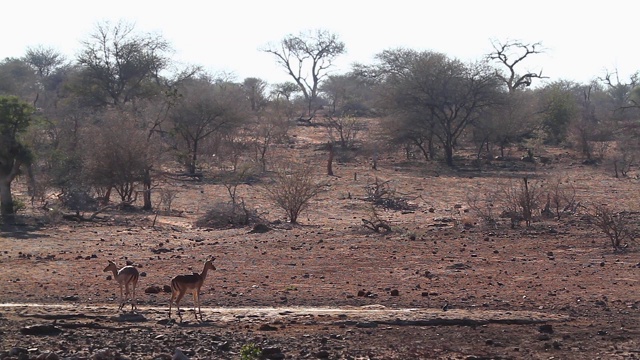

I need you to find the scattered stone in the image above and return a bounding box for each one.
[151,354,172,360]
[113,313,146,322]
[36,352,60,360]
[538,324,554,334]
[262,347,284,360]
[389,289,399,296]
[214,341,230,351]
[145,285,162,294]
[172,348,189,360]
[62,295,79,301]
[314,350,330,358]
[249,223,272,233]
[446,263,471,270]
[355,321,378,328]
[537,334,551,341]
[258,323,278,331]
[20,324,62,336]
[10,347,28,356]
[92,348,120,360]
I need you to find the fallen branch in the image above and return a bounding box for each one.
[62,203,122,222]
[362,218,392,233]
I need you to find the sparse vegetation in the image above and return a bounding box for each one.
[361,204,392,233]
[500,177,544,228]
[363,177,414,211]
[588,204,634,250]
[466,188,499,227]
[239,343,262,360]
[544,176,578,220]
[262,161,328,224]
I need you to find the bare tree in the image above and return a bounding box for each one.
[325,114,362,150]
[262,29,345,121]
[248,112,289,173]
[487,39,547,93]
[474,40,547,158]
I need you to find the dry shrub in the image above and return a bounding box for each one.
[543,176,578,220]
[587,204,633,250]
[466,188,499,227]
[158,188,180,214]
[262,162,328,224]
[364,177,414,211]
[195,200,261,229]
[361,204,392,233]
[499,177,543,228]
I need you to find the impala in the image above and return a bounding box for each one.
[103,260,139,311]
[169,258,216,321]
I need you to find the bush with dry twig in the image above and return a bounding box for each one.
[262,162,328,224]
[587,204,633,250]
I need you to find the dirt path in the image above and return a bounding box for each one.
[2,302,570,326]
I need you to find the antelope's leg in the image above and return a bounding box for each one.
[175,290,186,321]
[194,290,202,321]
[118,284,125,311]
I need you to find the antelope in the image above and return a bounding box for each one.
[103,260,139,311]
[169,258,216,322]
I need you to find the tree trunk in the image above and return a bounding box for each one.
[427,134,435,161]
[103,187,112,205]
[142,168,152,211]
[190,139,199,174]
[0,176,14,216]
[327,142,334,176]
[444,141,454,167]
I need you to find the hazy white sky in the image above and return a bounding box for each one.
[2,0,637,86]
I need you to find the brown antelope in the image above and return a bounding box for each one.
[169,258,216,321]
[103,260,139,311]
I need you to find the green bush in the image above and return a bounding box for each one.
[240,343,262,360]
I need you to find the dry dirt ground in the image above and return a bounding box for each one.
[1,120,640,359]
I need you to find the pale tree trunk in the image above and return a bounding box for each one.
[142,168,152,211]
[0,159,22,217]
[327,142,334,176]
